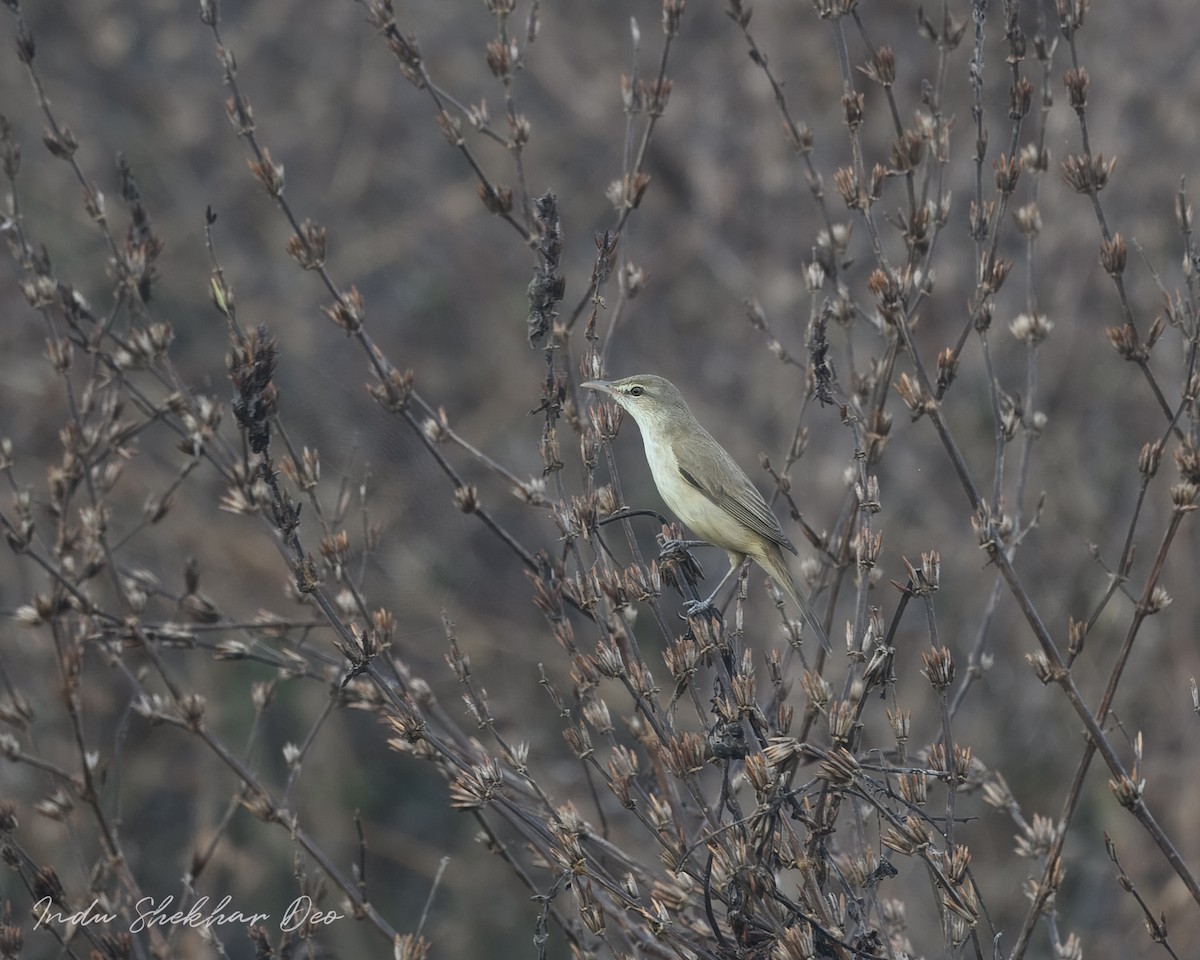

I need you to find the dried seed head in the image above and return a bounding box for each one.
[1025,650,1057,684]
[1141,585,1172,615]
[240,788,278,823]
[1061,152,1116,195]
[947,843,972,884]
[1020,141,1049,172]
[20,274,56,310]
[1067,616,1087,658]
[820,222,854,257]
[981,771,1016,812]
[867,267,905,310]
[625,560,662,601]
[896,372,936,418]
[898,770,926,805]
[33,789,75,822]
[801,668,832,711]
[620,261,647,298]
[900,202,930,252]
[921,550,940,590]
[813,0,859,20]
[1139,440,1163,478]
[581,698,612,735]
[32,867,65,904]
[1176,190,1193,233]
[816,745,861,788]
[322,286,366,334]
[986,257,1012,294]
[42,125,79,161]
[661,731,707,778]
[827,699,857,744]
[886,707,910,745]
[1010,76,1034,119]
[422,408,450,443]
[936,347,959,393]
[563,722,593,760]
[921,645,955,690]
[1057,0,1089,31]
[662,634,700,685]
[179,693,207,728]
[592,639,626,679]
[855,527,882,571]
[478,182,514,215]
[994,153,1022,194]
[783,116,814,154]
[743,753,777,796]
[0,800,17,833]
[834,166,863,209]
[1015,812,1060,859]
[448,758,505,810]
[662,0,686,36]
[1171,482,1199,511]
[842,91,865,129]
[1105,322,1144,361]
[969,198,993,241]
[286,219,327,270]
[603,744,638,808]
[1014,202,1042,237]
[1010,311,1054,345]
[1063,66,1088,111]
[804,260,826,293]
[385,29,425,87]
[946,912,974,946]
[890,131,924,173]
[247,148,284,198]
[628,662,657,696]
[1099,233,1126,276]
[607,171,652,211]
[1175,442,1200,484]
[1056,933,1084,960]
[882,814,933,856]
[772,921,815,960]
[863,45,895,86]
[485,37,514,78]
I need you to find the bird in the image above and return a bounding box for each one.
[581,374,831,653]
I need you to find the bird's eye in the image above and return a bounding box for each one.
[629,386,644,397]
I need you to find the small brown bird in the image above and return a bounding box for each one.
[583,374,831,652]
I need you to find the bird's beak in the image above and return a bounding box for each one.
[580,380,613,395]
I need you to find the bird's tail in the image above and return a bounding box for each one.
[758,547,833,654]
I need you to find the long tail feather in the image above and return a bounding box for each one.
[757,548,833,654]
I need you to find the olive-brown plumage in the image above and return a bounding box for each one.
[583,374,830,652]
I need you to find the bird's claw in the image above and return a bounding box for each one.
[681,598,722,623]
[658,537,698,557]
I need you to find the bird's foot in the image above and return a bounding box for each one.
[681,597,723,624]
[658,537,705,557]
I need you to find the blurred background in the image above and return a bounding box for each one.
[2,1,1200,957]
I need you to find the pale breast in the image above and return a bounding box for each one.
[640,435,759,553]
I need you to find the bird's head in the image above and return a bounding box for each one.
[580,375,693,434]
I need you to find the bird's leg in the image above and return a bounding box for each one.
[733,557,750,599]
[682,554,748,617]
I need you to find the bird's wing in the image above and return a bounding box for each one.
[672,431,799,555]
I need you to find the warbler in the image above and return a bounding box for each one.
[583,374,831,652]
